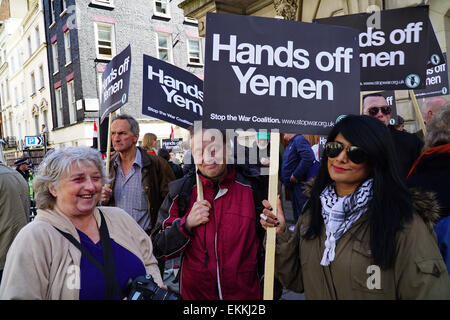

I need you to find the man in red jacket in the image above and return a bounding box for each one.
[152,128,266,300]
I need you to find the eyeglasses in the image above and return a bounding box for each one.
[368,106,391,116]
[324,141,368,164]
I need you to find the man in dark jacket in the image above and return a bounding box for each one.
[281,133,315,223]
[101,114,175,234]
[0,162,29,284]
[14,157,32,182]
[363,93,423,179]
[152,129,266,300]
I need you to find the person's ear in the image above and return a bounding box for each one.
[48,183,58,198]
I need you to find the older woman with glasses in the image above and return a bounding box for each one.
[261,115,450,299]
[0,147,163,299]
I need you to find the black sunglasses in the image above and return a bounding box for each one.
[324,141,368,164]
[368,106,391,116]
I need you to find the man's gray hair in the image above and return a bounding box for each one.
[424,103,450,150]
[33,146,108,210]
[112,114,140,136]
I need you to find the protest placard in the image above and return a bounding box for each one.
[414,54,449,99]
[100,45,132,124]
[202,12,360,135]
[162,138,183,150]
[142,54,203,129]
[316,6,430,91]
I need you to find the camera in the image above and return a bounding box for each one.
[127,274,180,300]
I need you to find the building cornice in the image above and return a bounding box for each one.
[22,0,39,30]
[22,42,47,70]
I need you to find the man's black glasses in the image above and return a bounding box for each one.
[324,141,368,164]
[368,106,391,116]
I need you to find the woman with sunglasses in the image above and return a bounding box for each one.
[260,115,450,299]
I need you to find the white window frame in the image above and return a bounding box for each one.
[30,72,36,95]
[50,0,56,27]
[39,65,45,90]
[10,56,15,74]
[34,113,39,135]
[154,0,170,18]
[184,17,198,24]
[20,82,25,103]
[14,86,18,106]
[64,30,71,65]
[5,79,10,102]
[94,22,116,60]
[187,38,203,66]
[35,26,40,49]
[67,81,76,124]
[0,82,4,107]
[27,36,33,58]
[52,41,59,74]
[55,87,63,127]
[156,32,173,63]
[61,0,68,14]
[90,0,114,8]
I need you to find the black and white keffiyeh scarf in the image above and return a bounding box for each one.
[319,178,374,266]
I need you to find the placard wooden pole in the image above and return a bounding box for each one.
[196,165,204,201]
[360,91,364,115]
[105,112,114,176]
[263,131,280,300]
[409,90,427,136]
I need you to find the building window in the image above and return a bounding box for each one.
[91,0,113,7]
[64,31,71,64]
[35,26,40,49]
[55,87,63,127]
[10,56,15,74]
[187,38,202,65]
[184,17,198,24]
[34,114,39,135]
[17,50,23,68]
[154,0,170,18]
[52,42,59,74]
[0,83,4,107]
[6,79,10,102]
[39,65,45,90]
[67,81,76,124]
[31,72,36,95]
[95,23,115,59]
[20,82,25,103]
[14,86,18,106]
[50,0,55,26]
[27,36,33,58]
[157,33,172,63]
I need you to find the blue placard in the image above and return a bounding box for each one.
[100,45,132,124]
[142,55,203,129]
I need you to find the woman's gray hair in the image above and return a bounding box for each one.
[112,114,140,136]
[33,146,108,210]
[424,103,450,150]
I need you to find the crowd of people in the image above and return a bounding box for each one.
[0,95,449,300]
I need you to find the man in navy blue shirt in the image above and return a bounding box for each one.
[281,134,315,223]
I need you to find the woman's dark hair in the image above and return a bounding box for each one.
[158,148,170,161]
[304,115,412,269]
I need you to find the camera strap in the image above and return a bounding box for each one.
[54,209,123,299]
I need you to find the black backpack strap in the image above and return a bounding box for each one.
[54,209,123,299]
[98,209,122,299]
